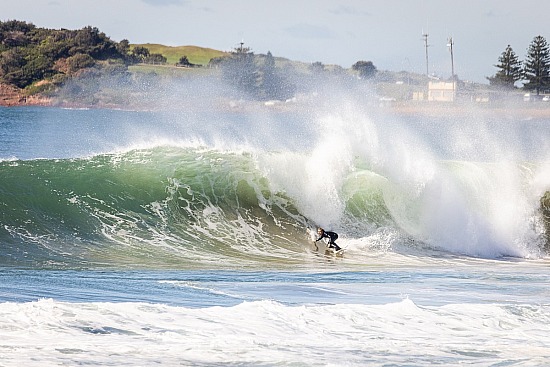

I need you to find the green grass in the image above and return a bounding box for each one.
[128,63,217,77]
[131,44,228,65]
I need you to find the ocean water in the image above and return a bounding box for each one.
[1,102,550,366]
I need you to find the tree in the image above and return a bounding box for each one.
[259,51,295,100]
[0,20,35,46]
[487,45,522,89]
[207,56,224,69]
[66,53,95,73]
[177,55,194,67]
[523,35,550,95]
[116,39,131,60]
[144,53,167,65]
[309,61,325,74]
[352,60,377,79]
[0,48,27,87]
[71,26,114,59]
[0,48,25,74]
[261,51,277,99]
[219,43,259,97]
[0,19,35,34]
[131,46,150,63]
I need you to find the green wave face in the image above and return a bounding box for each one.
[0,148,317,268]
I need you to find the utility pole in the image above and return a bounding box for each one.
[422,32,429,76]
[447,37,455,80]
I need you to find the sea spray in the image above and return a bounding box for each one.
[253,97,549,258]
[1,104,549,263]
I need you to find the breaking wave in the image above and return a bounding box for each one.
[1,143,547,269]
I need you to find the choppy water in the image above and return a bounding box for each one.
[1,103,550,366]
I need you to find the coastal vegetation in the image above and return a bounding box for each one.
[0,20,389,107]
[0,20,126,89]
[488,35,550,94]
[0,19,548,107]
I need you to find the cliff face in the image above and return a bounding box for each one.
[0,83,51,106]
[541,191,550,254]
[0,84,24,106]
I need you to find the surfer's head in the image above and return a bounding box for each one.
[317,227,324,234]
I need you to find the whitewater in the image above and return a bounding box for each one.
[1,97,550,366]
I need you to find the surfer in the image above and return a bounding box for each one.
[314,227,341,252]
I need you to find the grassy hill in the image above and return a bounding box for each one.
[131,44,228,65]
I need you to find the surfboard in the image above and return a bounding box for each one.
[326,248,345,256]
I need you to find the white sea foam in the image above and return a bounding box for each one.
[0,298,549,366]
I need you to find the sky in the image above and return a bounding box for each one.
[2,0,550,83]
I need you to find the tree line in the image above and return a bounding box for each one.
[488,35,550,95]
[0,20,171,90]
[208,43,379,101]
[0,20,381,101]
[209,44,297,101]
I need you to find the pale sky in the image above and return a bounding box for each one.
[3,0,549,83]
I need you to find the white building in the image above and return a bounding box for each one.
[428,81,456,102]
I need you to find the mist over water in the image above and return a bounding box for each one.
[2,72,550,267]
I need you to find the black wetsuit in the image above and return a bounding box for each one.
[315,231,341,251]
